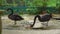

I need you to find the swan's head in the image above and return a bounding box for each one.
[7,8,13,12]
[6,8,13,15]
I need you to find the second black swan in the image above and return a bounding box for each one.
[7,8,24,25]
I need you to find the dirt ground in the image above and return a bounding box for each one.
[1,14,60,34]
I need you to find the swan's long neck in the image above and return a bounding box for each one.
[10,10,13,15]
[7,9,13,16]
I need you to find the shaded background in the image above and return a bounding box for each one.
[0,0,60,15]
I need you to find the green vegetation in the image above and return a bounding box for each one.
[0,0,60,15]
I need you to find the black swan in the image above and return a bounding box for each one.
[30,13,52,28]
[7,8,24,25]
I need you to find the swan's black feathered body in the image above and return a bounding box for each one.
[31,14,52,27]
[7,8,24,25]
[8,14,24,21]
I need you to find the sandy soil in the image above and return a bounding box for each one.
[1,15,60,34]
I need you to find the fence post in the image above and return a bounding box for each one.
[0,16,2,34]
[0,10,4,34]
